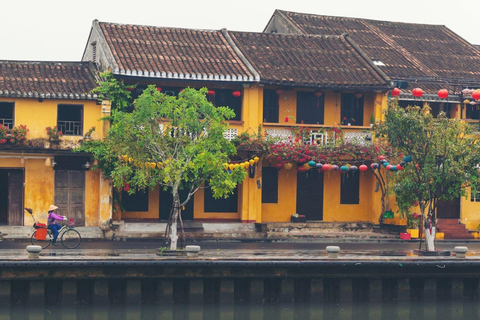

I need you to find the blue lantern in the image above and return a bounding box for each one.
[382,162,390,168]
[340,165,349,173]
[308,160,316,168]
[404,156,412,163]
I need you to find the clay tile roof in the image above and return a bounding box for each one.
[275,10,480,82]
[98,22,254,81]
[0,61,98,100]
[228,31,390,89]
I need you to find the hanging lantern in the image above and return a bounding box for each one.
[331,165,339,172]
[380,159,387,164]
[303,163,311,170]
[350,165,358,173]
[156,87,162,92]
[254,156,260,163]
[400,161,406,167]
[359,164,368,172]
[473,90,480,100]
[275,163,283,170]
[382,162,390,168]
[322,164,330,171]
[232,90,241,97]
[297,166,307,173]
[229,164,235,171]
[462,88,471,96]
[378,155,386,161]
[412,88,424,97]
[126,87,134,92]
[354,92,363,99]
[207,90,215,96]
[284,163,293,170]
[470,101,477,105]
[285,117,289,122]
[249,159,255,166]
[370,163,379,170]
[437,89,448,99]
[275,88,283,95]
[464,99,471,104]
[123,183,130,192]
[391,88,401,97]
[390,166,398,172]
[315,163,323,169]
[340,165,349,173]
[386,164,392,170]
[396,164,404,170]
[314,90,323,97]
[19,157,25,166]
[404,155,412,163]
[308,160,316,168]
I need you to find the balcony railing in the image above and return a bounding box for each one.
[58,121,82,136]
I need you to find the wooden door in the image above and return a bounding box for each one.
[8,170,24,226]
[437,198,460,219]
[159,188,194,221]
[55,170,85,226]
[296,170,324,220]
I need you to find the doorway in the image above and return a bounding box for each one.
[437,198,460,219]
[54,170,85,226]
[0,169,24,225]
[159,188,194,221]
[296,169,324,220]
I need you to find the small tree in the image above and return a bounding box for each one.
[376,102,480,251]
[105,86,246,250]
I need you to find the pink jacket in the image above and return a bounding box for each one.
[48,212,65,225]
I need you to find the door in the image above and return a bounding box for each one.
[159,188,194,221]
[437,198,460,219]
[296,169,324,220]
[0,169,24,225]
[55,170,85,226]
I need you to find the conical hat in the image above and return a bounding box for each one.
[48,205,58,212]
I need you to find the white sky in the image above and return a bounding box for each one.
[2,0,479,61]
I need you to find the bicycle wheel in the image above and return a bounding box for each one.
[61,229,81,249]
[31,230,53,249]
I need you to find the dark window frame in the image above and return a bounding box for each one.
[263,89,279,123]
[204,183,238,213]
[262,167,278,203]
[340,173,360,204]
[0,102,14,129]
[296,91,324,125]
[122,190,149,212]
[340,93,364,126]
[208,89,242,121]
[57,104,83,136]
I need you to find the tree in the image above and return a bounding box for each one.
[376,102,480,251]
[101,86,246,250]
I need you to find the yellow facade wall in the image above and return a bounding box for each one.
[0,97,103,141]
[461,190,480,230]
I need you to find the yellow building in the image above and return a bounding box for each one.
[0,61,111,227]
[82,21,391,226]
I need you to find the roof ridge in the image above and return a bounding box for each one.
[97,20,222,34]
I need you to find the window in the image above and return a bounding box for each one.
[209,89,242,121]
[341,93,363,126]
[296,92,324,124]
[471,190,480,202]
[340,173,360,204]
[466,104,479,120]
[262,167,278,203]
[58,104,83,136]
[263,89,279,123]
[0,102,14,129]
[204,183,238,212]
[122,190,149,212]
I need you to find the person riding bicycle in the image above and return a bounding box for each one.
[47,205,67,246]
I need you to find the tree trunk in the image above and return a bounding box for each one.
[425,226,436,251]
[169,191,180,250]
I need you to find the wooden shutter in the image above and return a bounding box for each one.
[262,167,278,203]
[340,173,360,204]
[296,92,324,125]
[263,89,279,123]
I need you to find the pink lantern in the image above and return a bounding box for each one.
[359,164,368,172]
[472,90,480,100]
[437,89,448,99]
[412,88,424,97]
[391,88,401,97]
[322,164,330,171]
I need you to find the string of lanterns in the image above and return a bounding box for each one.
[391,87,480,101]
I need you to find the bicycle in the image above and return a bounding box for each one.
[26,208,82,249]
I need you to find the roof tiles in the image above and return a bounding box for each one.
[0,61,98,100]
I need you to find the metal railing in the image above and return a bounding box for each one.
[0,118,13,129]
[58,121,82,136]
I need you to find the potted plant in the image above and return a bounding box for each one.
[46,126,63,141]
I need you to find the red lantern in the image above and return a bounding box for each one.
[412,88,424,97]
[275,88,283,95]
[322,164,330,171]
[207,90,215,96]
[437,89,448,99]
[156,87,162,92]
[391,88,401,97]
[396,164,404,170]
[232,90,241,97]
[386,164,392,171]
[378,155,386,161]
[285,117,289,122]
[123,183,130,192]
[314,91,323,97]
[126,87,134,92]
[472,90,480,100]
[354,92,363,99]
[275,163,283,170]
[359,164,368,172]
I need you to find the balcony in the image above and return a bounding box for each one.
[58,121,82,136]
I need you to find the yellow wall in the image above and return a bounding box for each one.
[0,97,103,140]
[461,190,480,230]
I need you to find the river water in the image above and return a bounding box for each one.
[3,301,479,320]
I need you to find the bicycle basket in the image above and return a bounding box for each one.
[34,223,46,229]
[35,228,47,240]
[67,218,75,228]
